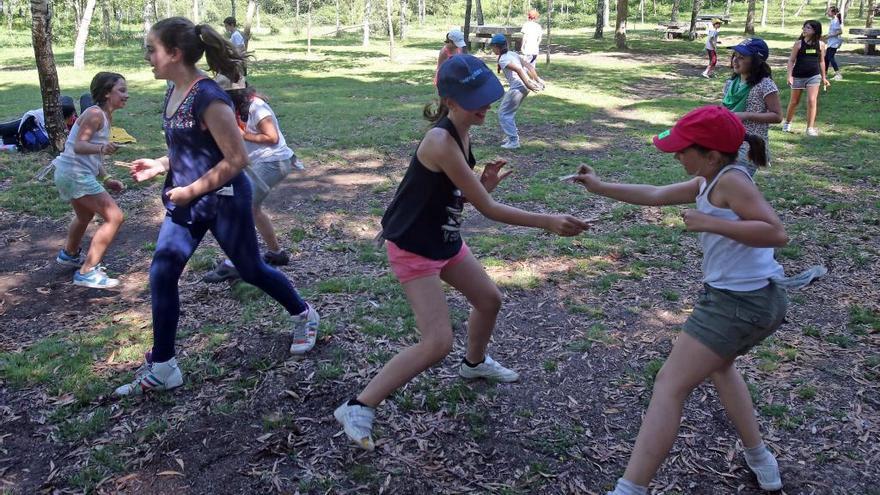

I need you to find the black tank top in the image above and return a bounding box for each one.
[792,39,821,78]
[380,116,476,260]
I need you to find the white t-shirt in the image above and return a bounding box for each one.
[827,18,843,48]
[245,98,294,163]
[705,28,719,50]
[230,30,245,50]
[520,20,543,56]
[498,52,526,90]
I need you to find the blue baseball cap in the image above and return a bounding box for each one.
[437,54,504,110]
[730,37,769,61]
[489,33,507,45]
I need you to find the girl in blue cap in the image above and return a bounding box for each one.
[489,33,543,149]
[334,54,588,450]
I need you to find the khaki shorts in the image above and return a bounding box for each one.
[244,157,294,206]
[683,282,788,359]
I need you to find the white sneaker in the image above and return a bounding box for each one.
[701,71,710,78]
[459,355,519,382]
[500,140,520,149]
[806,127,819,137]
[114,357,183,396]
[334,402,376,451]
[832,73,842,81]
[746,452,783,491]
[290,303,320,354]
[781,121,792,133]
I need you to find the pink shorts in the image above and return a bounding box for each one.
[386,240,471,283]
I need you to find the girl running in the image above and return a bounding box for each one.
[334,55,589,450]
[825,6,844,81]
[434,29,465,86]
[782,20,830,137]
[203,80,298,283]
[489,33,543,150]
[721,38,781,175]
[53,72,127,289]
[116,17,319,396]
[568,106,789,494]
[702,19,723,78]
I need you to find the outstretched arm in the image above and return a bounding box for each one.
[572,165,702,206]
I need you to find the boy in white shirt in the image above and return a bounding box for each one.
[224,17,246,54]
[702,19,723,78]
[490,34,542,149]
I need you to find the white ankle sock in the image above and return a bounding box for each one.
[611,478,647,495]
[744,442,772,466]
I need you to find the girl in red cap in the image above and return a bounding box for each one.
[333,54,588,451]
[569,105,789,494]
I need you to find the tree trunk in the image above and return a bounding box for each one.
[595,0,605,38]
[101,0,110,42]
[781,0,786,27]
[386,0,394,60]
[192,0,198,23]
[307,0,312,53]
[761,0,768,26]
[745,0,756,34]
[419,0,424,24]
[866,0,875,25]
[725,0,732,16]
[243,0,255,49]
[73,0,97,68]
[603,0,609,27]
[30,0,67,152]
[670,0,681,21]
[295,0,299,21]
[615,0,627,47]
[334,0,339,35]
[546,0,552,63]
[231,0,235,18]
[505,0,512,24]
[794,0,809,16]
[143,0,155,36]
[399,0,406,39]
[688,0,701,37]
[639,0,644,25]
[475,0,484,24]
[463,0,472,51]
[858,0,864,17]
[363,0,370,46]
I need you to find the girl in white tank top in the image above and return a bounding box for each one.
[568,106,791,495]
[52,72,129,289]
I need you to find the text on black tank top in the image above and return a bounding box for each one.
[380,116,476,260]
[792,39,821,78]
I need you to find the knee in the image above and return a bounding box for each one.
[421,333,454,363]
[150,252,184,286]
[106,207,125,226]
[236,259,270,284]
[473,287,503,315]
[652,365,692,401]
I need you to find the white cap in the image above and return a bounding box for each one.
[447,29,466,48]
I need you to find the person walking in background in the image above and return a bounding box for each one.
[223,17,246,54]
[520,9,543,65]
[702,19,723,78]
[490,34,543,150]
[782,20,830,137]
[434,29,466,85]
[824,6,844,81]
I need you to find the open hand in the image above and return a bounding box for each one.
[480,159,513,193]
[546,214,591,236]
[130,158,166,182]
[104,178,125,194]
[165,186,195,206]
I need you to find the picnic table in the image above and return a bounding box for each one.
[467,25,524,51]
[849,28,880,55]
[659,14,730,40]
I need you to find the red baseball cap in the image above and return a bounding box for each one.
[653,105,745,154]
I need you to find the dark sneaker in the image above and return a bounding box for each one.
[202,262,240,283]
[263,250,290,266]
[56,248,84,267]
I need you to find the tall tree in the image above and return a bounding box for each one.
[192,0,198,23]
[231,0,235,17]
[615,0,628,47]
[307,0,312,53]
[761,0,768,26]
[142,0,154,35]
[334,0,339,35]
[670,0,681,21]
[725,0,732,16]
[595,0,605,38]
[101,0,110,42]
[30,0,67,152]
[475,0,484,24]
[463,0,472,51]
[866,0,875,25]
[73,0,97,69]
[688,0,702,38]
[546,0,552,63]
[780,0,786,27]
[604,0,610,27]
[745,0,757,34]
[385,0,394,60]
[363,0,370,46]
[243,0,256,49]
[399,0,406,39]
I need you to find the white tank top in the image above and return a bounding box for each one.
[697,164,784,291]
[52,106,110,177]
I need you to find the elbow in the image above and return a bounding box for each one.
[773,230,789,248]
[770,113,783,124]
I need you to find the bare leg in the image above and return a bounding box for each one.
[622,333,728,486]
[252,206,281,253]
[805,85,820,129]
[785,89,803,122]
[710,361,763,448]
[65,200,95,254]
[357,275,454,407]
[439,252,502,364]
[72,192,124,274]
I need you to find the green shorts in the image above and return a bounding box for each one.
[683,282,788,359]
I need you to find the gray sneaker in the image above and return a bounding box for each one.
[334,401,376,451]
[459,355,519,382]
[202,261,240,283]
[290,304,320,354]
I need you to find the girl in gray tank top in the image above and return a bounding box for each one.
[567,106,790,495]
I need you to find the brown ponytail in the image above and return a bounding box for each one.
[151,17,248,82]
[423,99,449,125]
[744,134,768,168]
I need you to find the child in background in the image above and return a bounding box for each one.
[568,106,789,494]
[53,72,127,289]
[520,9,543,65]
[782,20,830,136]
[702,19,723,78]
[434,29,466,85]
[223,17,246,54]
[824,6,844,81]
[489,33,543,150]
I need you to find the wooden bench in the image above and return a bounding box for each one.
[467,25,524,52]
[659,14,730,40]
[849,28,880,55]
